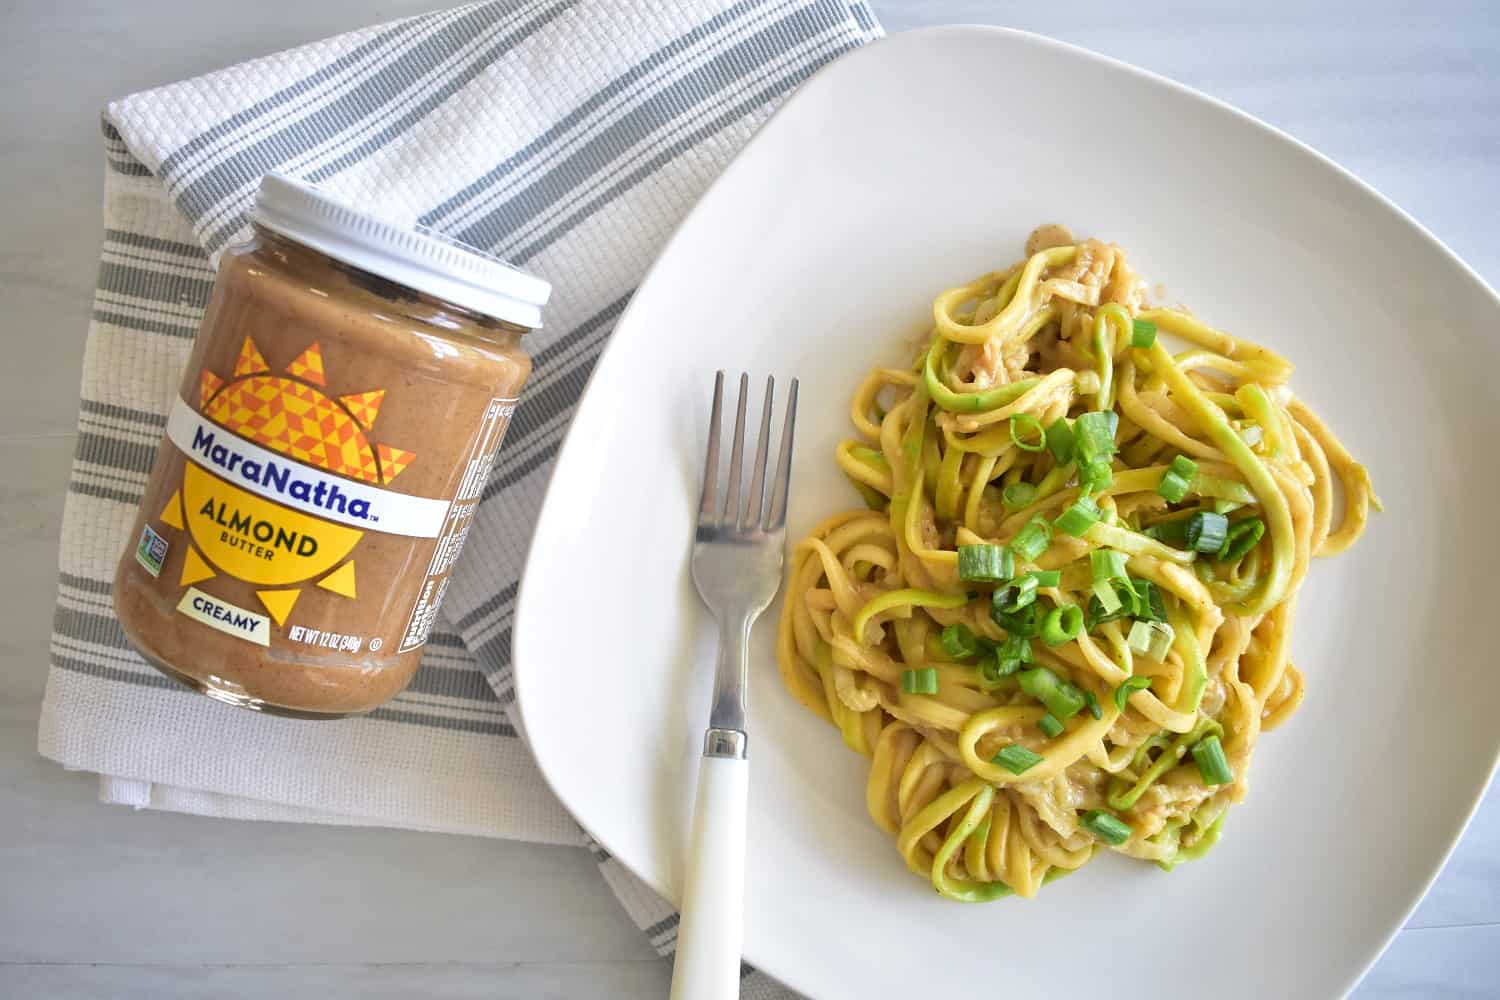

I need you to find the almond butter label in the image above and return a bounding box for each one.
[151,335,513,651]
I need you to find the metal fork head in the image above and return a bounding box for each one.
[692,371,798,619]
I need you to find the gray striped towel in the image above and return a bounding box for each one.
[38,1,882,994]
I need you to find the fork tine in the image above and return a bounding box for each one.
[721,373,750,524]
[764,377,798,530]
[698,371,724,524]
[740,376,774,530]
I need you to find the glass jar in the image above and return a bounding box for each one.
[113,173,549,717]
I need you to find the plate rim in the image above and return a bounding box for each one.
[512,22,1500,998]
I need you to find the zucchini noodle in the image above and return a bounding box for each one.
[776,225,1378,900]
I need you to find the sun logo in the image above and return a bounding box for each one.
[157,337,416,628]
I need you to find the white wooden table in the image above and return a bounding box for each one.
[3,2,1496,996]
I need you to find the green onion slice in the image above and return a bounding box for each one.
[1009,514,1053,562]
[1087,580,1139,627]
[1159,455,1196,501]
[1010,413,1047,452]
[991,600,1041,638]
[1073,411,1119,465]
[975,656,1012,691]
[979,636,1032,688]
[1218,517,1266,562]
[1128,619,1176,660]
[1157,472,1191,503]
[1114,675,1152,711]
[1054,498,1102,537]
[1131,318,1158,348]
[1082,809,1133,845]
[1191,733,1234,785]
[1037,713,1064,738]
[1078,458,1114,496]
[1041,604,1084,646]
[901,667,939,695]
[1091,548,1129,584]
[1185,511,1229,553]
[1019,666,1087,720]
[1168,454,1198,481]
[992,744,1044,775]
[1144,518,1190,546]
[996,574,1039,612]
[940,623,980,660]
[1046,418,1075,465]
[1133,579,1167,623]
[957,543,1014,583]
[1002,481,1038,509]
[1092,580,1124,614]
[1001,634,1033,665]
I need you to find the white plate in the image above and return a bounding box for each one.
[514,26,1500,999]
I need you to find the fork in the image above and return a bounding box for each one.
[669,372,797,1000]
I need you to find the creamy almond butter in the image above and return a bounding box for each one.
[113,174,549,717]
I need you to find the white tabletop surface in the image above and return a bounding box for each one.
[2,2,1496,997]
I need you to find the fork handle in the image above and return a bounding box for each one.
[670,751,748,1000]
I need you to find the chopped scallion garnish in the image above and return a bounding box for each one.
[1185,510,1229,553]
[1019,666,1087,720]
[1009,515,1053,562]
[1092,580,1124,614]
[1078,458,1113,496]
[1191,733,1234,785]
[1218,517,1266,562]
[1046,418,1075,465]
[1157,454,1198,503]
[1127,619,1175,660]
[1010,413,1047,452]
[1133,579,1167,623]
[1002,481,1038,509]
[1082,809,1133,845]
[1143,518,1190,546]
[901,667,939,695]
[995,634,1032,673]
[1091,548,1129,584]
[991,599,1041,638]
[997,574,1039,612]
[975,655,1012,691]
[1041,603,1084,646]
[1054,498,1102,537]
[957,543,1013,583]
[1131,318,1158,348]
[1073,411,1119,466]
[1168,454,1198,480]
[1086,579,1140,628]
[992,744,1044,775]
[1113,675,1152,711]
[940,623,980,660]
[1037,713,1064,738]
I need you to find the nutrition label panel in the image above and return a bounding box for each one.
[398,397,517,653]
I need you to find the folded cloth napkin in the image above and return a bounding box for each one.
[38,0,882,993]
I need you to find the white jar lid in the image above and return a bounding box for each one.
[252,173,551,329]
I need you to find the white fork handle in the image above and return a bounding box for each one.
[669,754,748,1000]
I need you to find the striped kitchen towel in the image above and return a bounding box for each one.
[37,1,881,995]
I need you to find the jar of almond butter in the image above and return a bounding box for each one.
[113,173,549,717]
